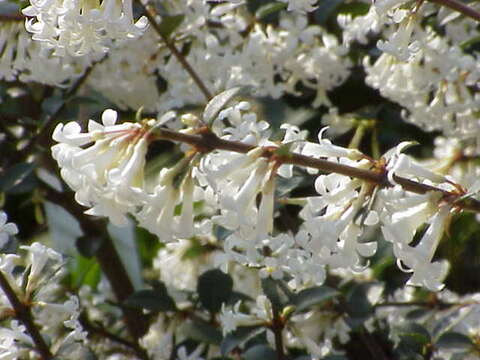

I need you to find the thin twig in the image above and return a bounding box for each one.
[136,1,213,101]
[0,271,52,359]
[428,0,480,22]
[271,310,285,360]
[79,312,149,358]
[152,127,480,213]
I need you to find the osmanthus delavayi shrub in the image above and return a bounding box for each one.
[1,0,480,359]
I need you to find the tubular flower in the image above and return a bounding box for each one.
[52,109,151,225]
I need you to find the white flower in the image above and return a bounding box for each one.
[23,0,148,57]
[0,211,18,248]
[279,0,318,13]
[52,109,150,226]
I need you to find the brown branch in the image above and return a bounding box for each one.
[79,312,149,358]
[152,127,480,213]
[0,271,52,359]
[0,13,25,22]
[428,0,480,22]
[43,187,150,357]
[136,1,213,101]
[271,310,285,360]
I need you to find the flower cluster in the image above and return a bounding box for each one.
[0,242,86,358]
[23,0,147,57]
[51,94,478,295]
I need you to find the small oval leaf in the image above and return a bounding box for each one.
[198,269,233,313]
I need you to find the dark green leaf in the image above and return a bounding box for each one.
[337,2,370,17]
[292,285,338,313]
[313,0,345,25]
[0,162,36,193]
[276,175,304,197]
[436,332,473,350]
[393,322,431,349]
[157,14,185,39]
[228,291,253,304]
[344,283,375,320]
[124,285,176,312]
[244,345,276,360]
[182,318,223,345]
[70,255,101,289]
[255,2,287,19]
[406,308,430,320]
[198,269,233,313]
[76,235,104,258]
[221,325,264,356]
[322,356,349,360]
[41,95,65,116]
[261,278,284,312]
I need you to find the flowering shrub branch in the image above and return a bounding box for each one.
[135,0,213,101]
[152,126,480,213]
[0,270,52,359]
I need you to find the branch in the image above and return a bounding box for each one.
[152,127,480,213]
[79,312,149,359]
[428,0,480,22]
[271,310,285,360]
[0,271,52,359]
[135,1,213,101]
[13,66,95,169]
[43,186,150,352]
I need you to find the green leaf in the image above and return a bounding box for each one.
[69,255,101,289]
[198,269,233,313]
[344,283,375,321]
[0,162,36,193]
[292,285,338,313]
[203,86,251,125]
[44,201,82,255]
[221,326,264,356]
[244,345,277,360]
[406,308,430,320]
[255,2,287,20]
[337,2,370,17]
[276,175,304,197]
[41,95,65,116]
[108,221,143,290]
[261,278,284,312]
[436,332,473,350]
[182,318,223,345]
[124,285,176,312]
[393,323,431,349]
[157,14,185,39]
[322,356,349,360]
[313,0,345,25]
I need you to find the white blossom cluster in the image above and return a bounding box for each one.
[338,1,480,143]
[0,238,87,358]
[51,99,479,296]
[22,0,148,57]
[0,21,90,86]
[6,0,352,112]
